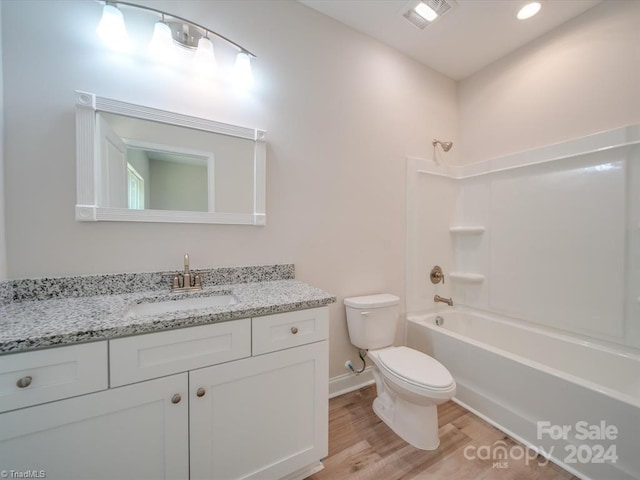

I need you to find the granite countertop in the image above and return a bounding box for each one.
[0,266,336,354]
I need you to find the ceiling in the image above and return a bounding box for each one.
[298,0,602,80]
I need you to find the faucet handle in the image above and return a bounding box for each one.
[430,265,445,284]
[162,272,182,290]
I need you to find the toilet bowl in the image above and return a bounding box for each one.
[344,294,456,450]
[367,346,456,449]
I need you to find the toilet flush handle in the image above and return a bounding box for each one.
[360,311,370,316]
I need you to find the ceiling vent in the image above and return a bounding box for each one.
[403,0,454,30]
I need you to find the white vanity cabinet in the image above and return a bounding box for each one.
[0,373,189,479]
[190,338,328,480]
[190,307,329,480]
[0,306,329,480]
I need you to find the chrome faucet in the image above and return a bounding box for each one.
[170,253,203,292]
[434,294,453,306]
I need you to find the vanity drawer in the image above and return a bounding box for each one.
[252,307,329,355]
[0,342,108,413]
[109,319,251,387]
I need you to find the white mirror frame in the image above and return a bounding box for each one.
[75,91,266,225]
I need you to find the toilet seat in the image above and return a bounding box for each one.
[377,346,454,391]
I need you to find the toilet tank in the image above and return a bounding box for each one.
[344,294,400,350]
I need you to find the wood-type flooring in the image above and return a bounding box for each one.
[309,385,580,480]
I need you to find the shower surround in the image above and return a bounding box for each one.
[405,124,640,480]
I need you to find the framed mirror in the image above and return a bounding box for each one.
[75,91,266,225]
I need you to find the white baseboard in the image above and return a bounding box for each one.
[280,461,324,480]
[329,367,375,398]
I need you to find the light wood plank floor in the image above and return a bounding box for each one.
[309,385,579,480]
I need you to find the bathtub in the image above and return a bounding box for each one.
[406,309,640,480]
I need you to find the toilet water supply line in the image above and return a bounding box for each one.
[346,349,368,375]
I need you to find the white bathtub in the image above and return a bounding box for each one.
[406,309,640,480]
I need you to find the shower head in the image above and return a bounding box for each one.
[433,139,453,152]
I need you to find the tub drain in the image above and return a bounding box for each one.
[435,315,444,326]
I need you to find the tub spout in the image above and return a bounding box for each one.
[434,295,453,306]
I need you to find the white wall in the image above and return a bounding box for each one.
[0,4,5,280]
[1,0,458,378]
[459,1,640,164]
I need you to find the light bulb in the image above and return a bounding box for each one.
[517,2,541,20]
[96,3,130,51]
[193,36,217,76]
[233,52,254,88]
[149,21,176,63]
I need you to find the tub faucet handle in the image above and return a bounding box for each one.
[430,266,445,284]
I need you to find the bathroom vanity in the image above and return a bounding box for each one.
[0,265,334,480]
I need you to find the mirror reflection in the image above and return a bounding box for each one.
[97,113,255,214]
[126,146,210,212]
[75,91,266,225]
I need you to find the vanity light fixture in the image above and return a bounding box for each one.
[96,1,255,85]
[149,15,176,63]
[193,35,217,76]
[233,52,254,88]
[96,3,129,51]
[517,2,542,20]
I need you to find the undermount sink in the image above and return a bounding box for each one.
[126,294,237,317]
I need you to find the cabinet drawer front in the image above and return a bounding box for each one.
[252,307,329,355]
[109,319,251,387]
[0,342,108,413]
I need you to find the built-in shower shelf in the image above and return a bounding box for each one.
[449,272,485,283]
[449,226,485,234]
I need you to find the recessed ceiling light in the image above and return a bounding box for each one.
[415,2,438,22]
[517,2,542,20]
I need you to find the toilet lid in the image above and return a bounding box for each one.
[377,346,453,389]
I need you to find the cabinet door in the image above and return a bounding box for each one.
[0,373,189,480]
[190,341,328,480]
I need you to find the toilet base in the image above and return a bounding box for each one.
[372,382,440,450]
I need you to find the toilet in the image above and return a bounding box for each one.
[344,293,456,450]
